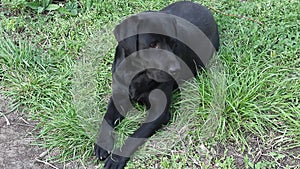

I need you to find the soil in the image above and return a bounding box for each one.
[0,94,53,169]
[0,93,98,169]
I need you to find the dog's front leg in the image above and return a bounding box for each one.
[95,97,126,161]
[104,82,173,169]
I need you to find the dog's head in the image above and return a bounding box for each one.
[113,11,186,83]
[118,33,181,82]
[113,11,217,83]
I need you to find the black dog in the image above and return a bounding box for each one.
[95,1,219,168]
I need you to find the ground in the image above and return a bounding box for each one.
[0,95,38,168]
[0,94,53,169]
[0,94,93,169]
[1,92,299,168]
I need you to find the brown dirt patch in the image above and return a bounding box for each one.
[0,94,50,169]
[0,94,92,169]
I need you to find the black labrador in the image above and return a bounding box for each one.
[95,1,219,168]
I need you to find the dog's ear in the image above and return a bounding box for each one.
[112,45,125,73]
[114,14,140,55]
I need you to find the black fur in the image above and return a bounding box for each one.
[95,2,219,169]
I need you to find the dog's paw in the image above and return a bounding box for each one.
[104,154,129,169]
[94,143,111,161]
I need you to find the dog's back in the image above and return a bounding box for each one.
[160,1,219,51]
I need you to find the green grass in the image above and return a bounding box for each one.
[1,0,299,168]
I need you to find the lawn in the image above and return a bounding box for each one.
[0,0,299,168]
